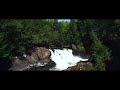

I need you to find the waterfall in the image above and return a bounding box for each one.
[49,48,88,70]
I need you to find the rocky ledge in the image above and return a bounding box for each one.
[63,61,93,71]
[9,47,54,71]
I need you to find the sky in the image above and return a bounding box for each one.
[58,19,70,22]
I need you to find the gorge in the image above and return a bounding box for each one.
[9,47,89,71]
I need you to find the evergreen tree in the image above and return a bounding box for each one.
[90,31,111,71]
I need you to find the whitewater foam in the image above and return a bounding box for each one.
[49,48,88,70]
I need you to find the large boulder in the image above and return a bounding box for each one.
[9,47,51,71]
[33,47,51,60]
[25,52,39,64]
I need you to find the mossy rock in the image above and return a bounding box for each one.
[72,43,85,55]
[77,44,85,54]
[72,44,77,50]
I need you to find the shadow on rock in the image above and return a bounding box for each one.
[0,58,12,71]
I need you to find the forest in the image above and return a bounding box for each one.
[0,19,120,71]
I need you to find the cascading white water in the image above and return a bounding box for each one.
[49,48,88,71]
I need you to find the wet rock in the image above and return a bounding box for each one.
[9,47,51,71]
[63,61,93,71]
[25,60,56,71]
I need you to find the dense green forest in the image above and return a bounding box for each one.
[0,19,120,71]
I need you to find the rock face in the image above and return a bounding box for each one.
[63,61,93,71]
[25,60,56,71]
[33,47,51,60]
[9,47,52,71]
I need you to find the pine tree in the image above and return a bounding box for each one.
[90,31,111,71]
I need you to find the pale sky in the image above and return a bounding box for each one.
[58,19,70,22]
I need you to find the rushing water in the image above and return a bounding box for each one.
[49,48,88,71]
[25,48,89,71]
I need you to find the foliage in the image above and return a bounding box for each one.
[76,43,85,54]
[90,31,111,71]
